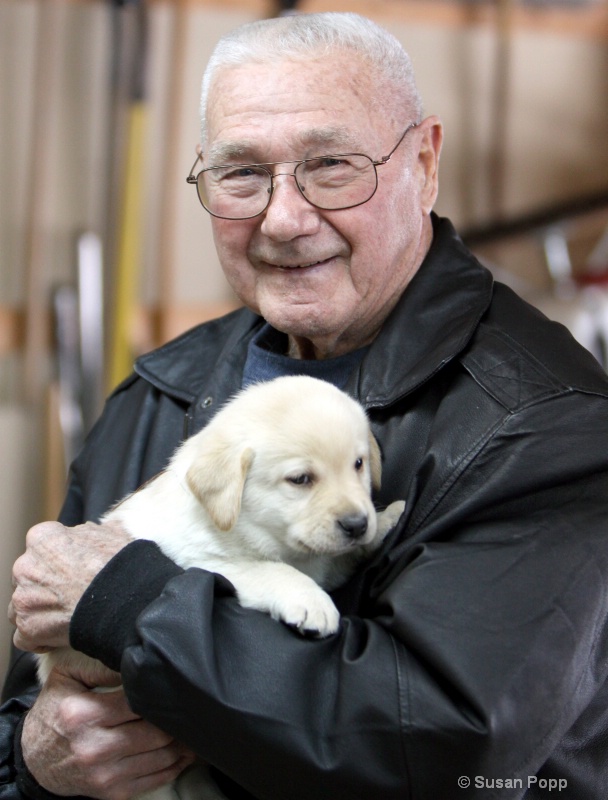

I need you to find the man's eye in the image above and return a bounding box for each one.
[287,474,314,486]
[308,157,350,171]
[319,157,346,168]
[221,166,263,180]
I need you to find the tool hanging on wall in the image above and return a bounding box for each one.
[78,231,105,432]
[45,231,104,516]
[107,0,149,392]
[489,0,514,220]
[23,0,64,408]
[155,0,187,347]
[53,283,84,470]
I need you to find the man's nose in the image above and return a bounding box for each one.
[259,173,321,241]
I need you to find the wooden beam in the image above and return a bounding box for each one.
[146,0,608,41]
[0,301,242,358]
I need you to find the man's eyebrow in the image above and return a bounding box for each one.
[205,141,257,165]
[205,127,365,165]
[295,126,363,153]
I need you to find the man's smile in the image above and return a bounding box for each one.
[261,255,337,270]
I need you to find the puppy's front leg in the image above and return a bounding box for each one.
[219,561,341,637]
[375,500,406,540]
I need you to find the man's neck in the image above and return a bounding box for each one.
[287,336,321,360]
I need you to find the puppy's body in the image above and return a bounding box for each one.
[38,376,405,800]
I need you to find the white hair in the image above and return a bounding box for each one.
[199,12,423,146]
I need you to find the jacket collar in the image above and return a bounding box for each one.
[135,215,493,407]
[135,306,261,405]
[352,215,494,408]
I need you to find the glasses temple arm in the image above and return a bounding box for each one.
[186,150,204,183]
[374,121,420,166]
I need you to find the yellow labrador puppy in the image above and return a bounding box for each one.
[38,375,405,800]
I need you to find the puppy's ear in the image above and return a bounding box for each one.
[186,437,254,532]
[368,431,382,492]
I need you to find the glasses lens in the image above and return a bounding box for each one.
[198,165,271,220]
[195,155,378,219]
[295,155,377,210]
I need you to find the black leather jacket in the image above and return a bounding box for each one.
[3,217,608,799]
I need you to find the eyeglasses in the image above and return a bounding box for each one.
[186,121,419,220]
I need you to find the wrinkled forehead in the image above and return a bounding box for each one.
[205,125,366,165]
[203,53,394,154]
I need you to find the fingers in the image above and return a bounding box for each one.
[9,522,85,651]
[9,592,71,653]
[111,748,196,800]
[21,668,195,800]
[95,713,197,800]
[9,520,133,652]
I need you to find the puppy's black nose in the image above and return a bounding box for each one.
[338,514,368,540]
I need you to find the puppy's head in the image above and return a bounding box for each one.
[183,376,383,556]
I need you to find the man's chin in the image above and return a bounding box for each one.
[259,304,329,341]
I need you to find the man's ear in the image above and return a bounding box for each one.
[368,431,382,492]
[416,115,443,214]
[186,433,254,531]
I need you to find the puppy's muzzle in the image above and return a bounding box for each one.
[337,513,369,540]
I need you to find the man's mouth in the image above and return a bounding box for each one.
[270,256,334,270]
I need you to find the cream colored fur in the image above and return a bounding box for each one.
[38,376,405,800]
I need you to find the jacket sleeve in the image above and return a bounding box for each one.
[69,387,608,800]
[0,692,32,799]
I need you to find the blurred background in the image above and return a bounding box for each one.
[1,0,608,673]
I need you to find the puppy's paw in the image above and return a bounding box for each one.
[228,562,341,637]
[376,500,406,539]
[274,588,341,638]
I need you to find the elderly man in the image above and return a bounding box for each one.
[3,12,608,800]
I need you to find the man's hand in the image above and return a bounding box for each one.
[9,520,133,652]
[22,664,195,800]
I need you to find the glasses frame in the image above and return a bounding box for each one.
[186,120,420,220]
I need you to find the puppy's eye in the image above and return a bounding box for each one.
[287,473,314,486]
[354,458,364,472]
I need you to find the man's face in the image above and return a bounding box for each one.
[204,54,441,358]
